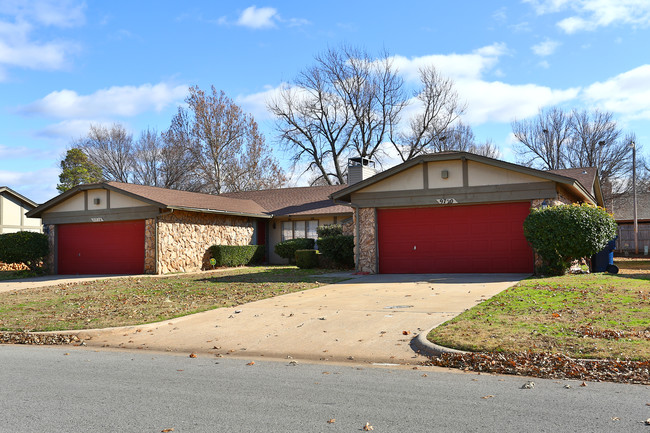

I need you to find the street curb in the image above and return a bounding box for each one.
[412,326,468,357]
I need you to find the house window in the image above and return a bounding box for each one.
[281,220,319,241]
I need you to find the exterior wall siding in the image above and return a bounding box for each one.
[355,207,377,273]
[156,210,255,274]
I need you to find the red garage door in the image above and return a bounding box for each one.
[377,202,533,274]
[58,220,145,275]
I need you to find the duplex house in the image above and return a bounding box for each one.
[27,152,603,275]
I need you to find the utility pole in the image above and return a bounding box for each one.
[630,141,638,255]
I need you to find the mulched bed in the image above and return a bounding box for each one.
[0,332,80,345]
[422,351,650,385]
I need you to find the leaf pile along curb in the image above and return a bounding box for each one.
[0,332,80,345]
[422,351,650,385]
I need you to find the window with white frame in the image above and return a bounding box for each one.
[281,220,319,241]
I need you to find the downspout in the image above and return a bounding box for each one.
[154,209,174,274]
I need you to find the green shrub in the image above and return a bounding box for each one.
[523,203,617,275]
[316,224,343,238]
[317,234,354,268]
[295,249,318,269]
[274,238,315,263]
[0,231,49,271]
[208,245,264,267]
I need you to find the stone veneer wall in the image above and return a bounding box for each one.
[46,224,55,273]
[144,218,156,274]
[155,210,255,274]
[355,207,377,273]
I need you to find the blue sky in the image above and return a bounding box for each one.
[1,0,650,203]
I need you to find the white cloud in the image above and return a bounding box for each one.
[0,167,59,203]
[236,84,284,121]
[0,0,85,28]
[582,64,650,120]
[531,39,560,56]
[458,80,579,124]
[35,119,110,140]
[391,43,509,82]
[526,0,650,33]
[242,43,581,128]
[19,83,189,119]
[236,6,278,29]
[0,0,83,77]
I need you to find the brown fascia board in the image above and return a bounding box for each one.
[330,152,598,205]
[0,186,38,208]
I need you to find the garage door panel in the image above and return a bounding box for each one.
[377,202,533,274]
[58,220,145,275]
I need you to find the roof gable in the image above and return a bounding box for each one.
[0,186,38,209]
[27,182,271,219]
[331,151,600,206]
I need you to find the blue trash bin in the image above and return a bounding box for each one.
[591,237,617,273]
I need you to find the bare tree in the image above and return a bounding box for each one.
[131,127,197,190]
[512,107,572,170]
[269,46,409,184]
[77,123,134,182]
[132,128,161,187]
[268,68,353,185]
[270,45,469,182]
[424,122,500,159]
[512,107,636,193]
[396,66,466,161]
[566,109,631,188]
[169,85,285,194]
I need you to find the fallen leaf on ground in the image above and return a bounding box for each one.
[189,353,197,358]
[161,429,174,432]
[363,422,374,431]
[402,331,411,335]
[246,361,255,366]
[327,419,335,424]
[580,381,587,387]
[482,395,495,399]
[611,417,620,421]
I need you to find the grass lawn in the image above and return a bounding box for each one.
[0,266,346,332]
[428,259,650,361]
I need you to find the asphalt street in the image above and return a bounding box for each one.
[1,345,648,432]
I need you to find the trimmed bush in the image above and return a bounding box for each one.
[317,234,354,268]
[274,238,315,263]
[0,231,49,271]
[523,203,617,275]
[208,245,264,267]
[316,224,343,238]
[295,249,318,269]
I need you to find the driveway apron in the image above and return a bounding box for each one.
[74,273,528,365]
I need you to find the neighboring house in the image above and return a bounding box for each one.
[331,152,603,274]
[609,191,650,254]
[0,186,42,234]
[26,182,352,275]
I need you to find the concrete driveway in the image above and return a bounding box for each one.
[74,273,528,365]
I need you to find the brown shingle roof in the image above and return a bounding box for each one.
[547,167,597,195]
[609,192,650,222]
[106,182,270,217]
[221,185,351,217]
